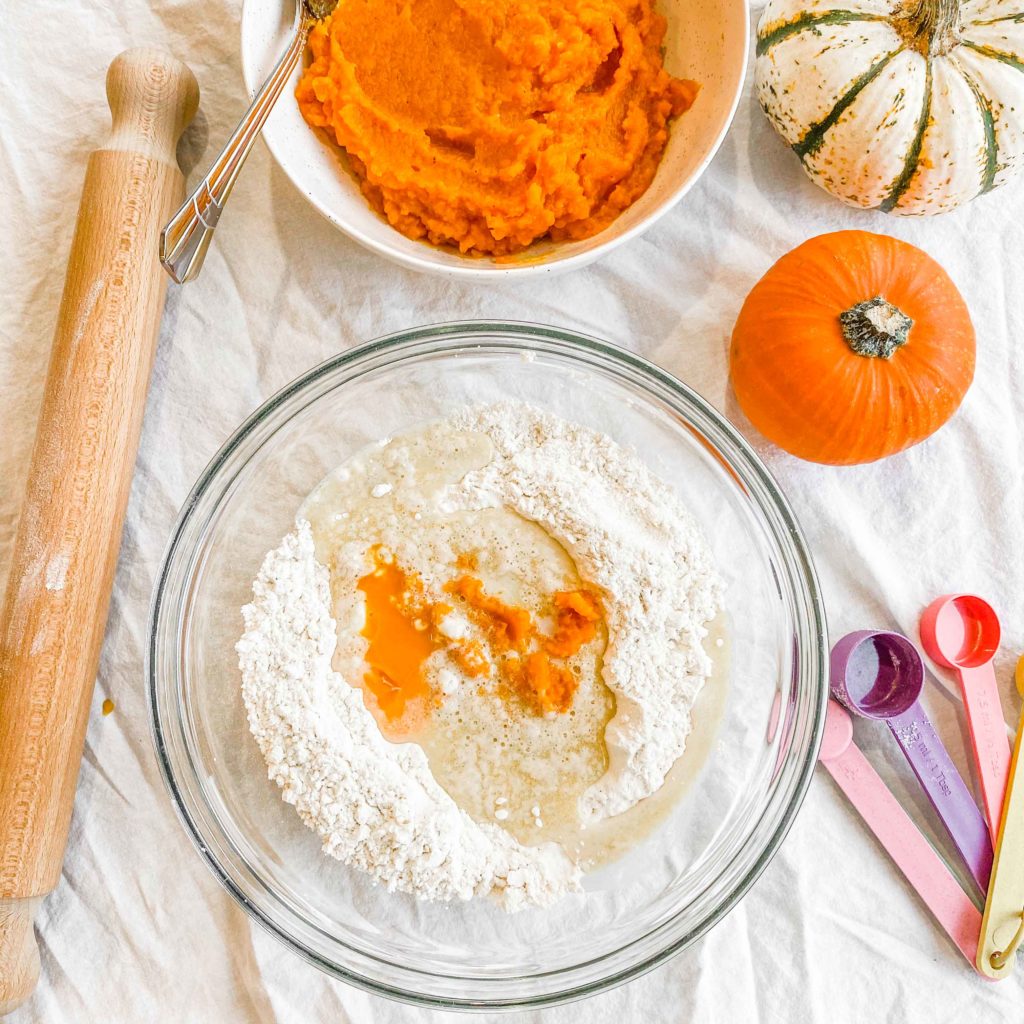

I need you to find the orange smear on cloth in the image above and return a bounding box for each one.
[296,0,698,256]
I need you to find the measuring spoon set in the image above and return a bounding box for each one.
[821,594,1023,979]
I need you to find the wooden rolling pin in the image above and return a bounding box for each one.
[0,49,198,1015]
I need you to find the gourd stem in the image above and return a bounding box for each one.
[897,0,961,55]
[839,298,913,359]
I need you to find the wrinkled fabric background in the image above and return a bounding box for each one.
[3,1,1024,1020]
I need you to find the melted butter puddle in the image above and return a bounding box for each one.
[419,613,728,868]
[568,614,729,870]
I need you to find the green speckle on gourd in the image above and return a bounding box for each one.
[839,297,913,358]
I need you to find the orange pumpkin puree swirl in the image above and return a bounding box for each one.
[296,0,698,256]
[355,547,603,723]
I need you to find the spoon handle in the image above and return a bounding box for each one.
[887,704,993,894]
[977,708,1024,979]
[957,664,1011,843]
[821,740,982,967]
[159,9,309,283]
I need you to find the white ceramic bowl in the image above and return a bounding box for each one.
[239,0,749,278]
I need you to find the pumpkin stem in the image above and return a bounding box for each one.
[840,298,913,359]
[896,0,961,56]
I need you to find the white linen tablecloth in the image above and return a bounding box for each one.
[3,1,1024,1020]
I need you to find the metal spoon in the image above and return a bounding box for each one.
[976,654,1024,978]
[160,0,337,283]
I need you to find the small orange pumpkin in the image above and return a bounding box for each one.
[730,231,975,466]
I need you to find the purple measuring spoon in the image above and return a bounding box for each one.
[831,630,993,895]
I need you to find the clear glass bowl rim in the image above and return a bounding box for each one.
[147,319,828,1010]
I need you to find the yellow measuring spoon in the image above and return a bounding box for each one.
[977,655,1024,979]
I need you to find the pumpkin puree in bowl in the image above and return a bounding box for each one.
[295,0,698,256]
[356,542,604,727]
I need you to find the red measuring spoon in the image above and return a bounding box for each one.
[920,594,1011,844]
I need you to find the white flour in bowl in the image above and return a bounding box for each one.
[238,402,721,910]
[448,403,722,822]
[237,525,580,910]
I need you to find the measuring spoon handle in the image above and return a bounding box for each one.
[958,664,1012,843]
[822,742,981,966]
[978,710,1024,978]
[887,704,993,894]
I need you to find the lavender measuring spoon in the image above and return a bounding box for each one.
[831,630,993,895]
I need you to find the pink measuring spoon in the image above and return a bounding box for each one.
[921,594,1011,843]
[819,699,982,968]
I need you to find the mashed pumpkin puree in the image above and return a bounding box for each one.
[296,0,698,255]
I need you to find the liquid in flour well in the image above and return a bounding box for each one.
[299,413,726,868]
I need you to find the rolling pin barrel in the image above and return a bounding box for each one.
[0,49,198,1015]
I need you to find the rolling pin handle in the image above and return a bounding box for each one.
[0,900,40,1017]
[105,48,199,165]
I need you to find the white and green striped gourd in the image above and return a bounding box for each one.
[755,0,1024,213]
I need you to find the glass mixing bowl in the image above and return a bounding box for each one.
[148,321,827,1009]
